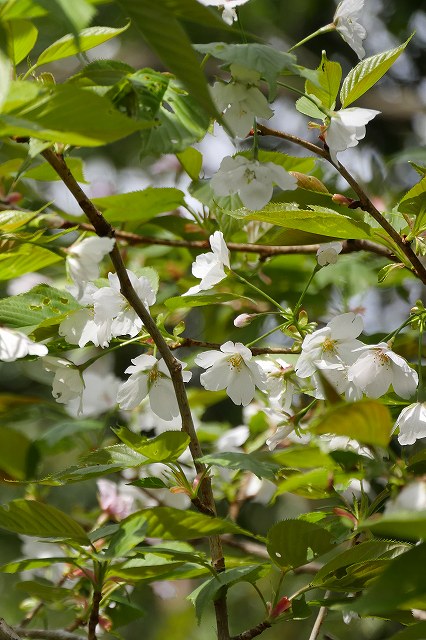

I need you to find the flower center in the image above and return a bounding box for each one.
[228,354,243,371]
[243,168,256,183]
[376,351,390,366]
[148,366,160,385]
[322,337,337,353]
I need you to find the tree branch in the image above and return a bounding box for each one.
[41,149,230,640]
[171,338,296,355]
[257,124,426,284]
[59,221,394,261]
[230,620,271,640]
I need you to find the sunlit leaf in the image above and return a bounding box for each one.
[6,19,38,65]
[92,187,185,223]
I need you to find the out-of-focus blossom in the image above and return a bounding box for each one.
[316,241,343,266]
[333,0,366,59]
[197,0,250,24]
[43,356,84,411]
[385,481,426,513]
[394,402,426,446]
[97,479,139,520]
[66,236,115,296]
[0,327,48,361]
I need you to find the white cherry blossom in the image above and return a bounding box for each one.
[385,481,426,513]
[197,0,250,24]
[195,341,265,406]
[212,66,273,138]
[296,313,363,379]
[347,343,418,400]
[117,354,191,421]
[184,231,230,296]
[333,0,366,59]
[43,356,84,410]
[325,108,380,163]
[316,241,343,266]
[394,402,426,446]
[93,271,156,345]
[66,368,121,418]
[210,155,297,210]
[0,327,48,361]
[66,236,115,296]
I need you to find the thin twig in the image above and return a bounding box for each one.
[87,590,101,640]
[14,629,83,640]
[171,338,296,355]
[257,124,426,284]
[41,149,230,640]
[59,221,394,260]
[0,620,21,640]
[308,603,329,640]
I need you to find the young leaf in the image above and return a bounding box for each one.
[305,51,342,110]
[6,19,38,65]
[198,451,280,481]
[92,187,185,223]
[350,543,426,615]
[177,147,203,180]
[35,24,130,67]
[310,399,392,447]
[134,506,255,540]
[398,176,426,217]
[116,0,217,118]
[340,36,413,108]
[227,203,373,240]
[188,565,267,622]
[358,512,426,542]
[0,210,37,231]
[0,243,62,281]
[267,519,334,571]
[112,427,190,462]
[0,499,90,544]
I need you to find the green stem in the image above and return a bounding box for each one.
[382,317,413,343]
[294,265,319,315]
[80,334,148,371]
[231,270,286,312]
[417,324,424,402]
[251,583,269,614]
[200,53,210,70]
[288,24,335,51]
[245,321,288,348]
[276,81,329,118]
[271,571,287,609]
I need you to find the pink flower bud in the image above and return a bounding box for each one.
[269,596,291,619]
[234,313,254,328]
[332,193,354,206]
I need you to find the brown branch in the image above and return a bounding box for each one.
[59,221,394,261]
[230,621,271,640]
[87,590,101,640]
[257,124,426,284]
[0,620,21,640]
[41,149,229,640]
[14,629,83,640]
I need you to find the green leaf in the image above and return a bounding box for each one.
[106,558,185,582]
[113,427,190,462]
[166,292,253,310]
[238,150,317,174]
[36,0,96,38]
[0,427,33,480]
[0,284,80,329]
[194,42,301,98]
[1,82,148,146]
[0,557,75,574]
[23,157,86,182]
[389,623,426,640]
[227,203,373,240]
[272,446,335,470]
[340,36,413,108]
[295,95,326,120]
[188,565,267,622]
[272,468,359,500]
[116,0,217,118]
[16,580,72,601]
[36,23,129,67]
[0,46,12,111]
[0,243,62,280]
[267,519,334,571]
[177,147,202,180]
[130,477,168,490]
[305,51,342,110]
[312,540,409,590]
[6,19,38,65]
[358,512,426,542]
[133,506,254,540]
[0,499,90,543]
[92,187,185,223]
[124,69,210,157]
[398,176,426,217]
[104,516,148,559]
[310,399,392,447]
[198,452,280,481]
[351,543,426,615]
[0,210,37,230]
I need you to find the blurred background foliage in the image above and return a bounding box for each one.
[0,0,425,638]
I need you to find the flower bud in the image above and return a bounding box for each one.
[316,241,343,266]
[269,596,291,619]
[234,313,254,328]
[332,193,354,206]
